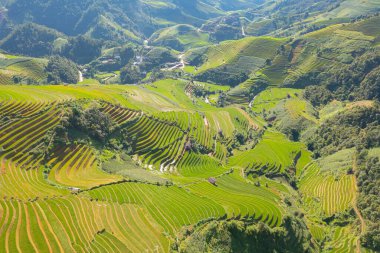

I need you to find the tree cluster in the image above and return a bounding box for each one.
[306,103,380,157]
[357,152,380,251]
[61,35,102,64]
[174,216,317,253]
[195,69,248,87]
[46,56,79,84]
[299,50,380,105]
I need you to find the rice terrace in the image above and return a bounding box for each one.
[0,0,379,252]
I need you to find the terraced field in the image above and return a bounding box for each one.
[0,100,50,118]
[229,131,311,176]
[188,37,285,74]
[85,182,226,234]
[0,56,47,84]
[0,81,363,252]
[177,152,227,177]
[48,145,122,189]
[299,163,356,216]
[100,102,140,125]
[186,172,284,227]
[0,197,170,253]
[122,115,187,171]
[326,226,358,253]
[0,158,66,200]
[0,103,62,163]
[0,3,378,251]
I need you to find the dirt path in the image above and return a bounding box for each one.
[233,106,259,130]
[352,154,366,253]
[179,54,185,70]
[78,71,83,83]
[102,74,117,83]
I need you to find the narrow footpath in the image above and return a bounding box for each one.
[352,154,366,253]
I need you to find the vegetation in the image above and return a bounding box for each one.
[0,23,61,57]
[174,217,316,253]
[69,103,115,142]
[61,36,102,64]
[0,2,379,252]
[357,150,380,251]
[306,103,380,157]
[46,56,79,84]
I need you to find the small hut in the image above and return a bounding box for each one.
[208,177,217,186]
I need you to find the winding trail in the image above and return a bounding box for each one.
[165,54,186,71]
[352,154,366,253]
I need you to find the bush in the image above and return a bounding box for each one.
[120,63,142,84]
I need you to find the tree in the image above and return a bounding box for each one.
[62,35,102,64]
[70,105,114,142]
[46,56,79,84]
[120,63,142,84]
[120,45,135,66]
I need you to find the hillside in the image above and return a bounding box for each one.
[0,2,379,253]
[0,75,378,252]
[149,24,211,51]
[0,0,262,41]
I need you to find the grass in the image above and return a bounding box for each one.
[6,59,47,82]
[0,56,47,84]
[316,0,380,20]
[317,149,355,174]
[342,15,380,38]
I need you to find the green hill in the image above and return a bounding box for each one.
[149,24,210,51]
[0,54,48,84]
